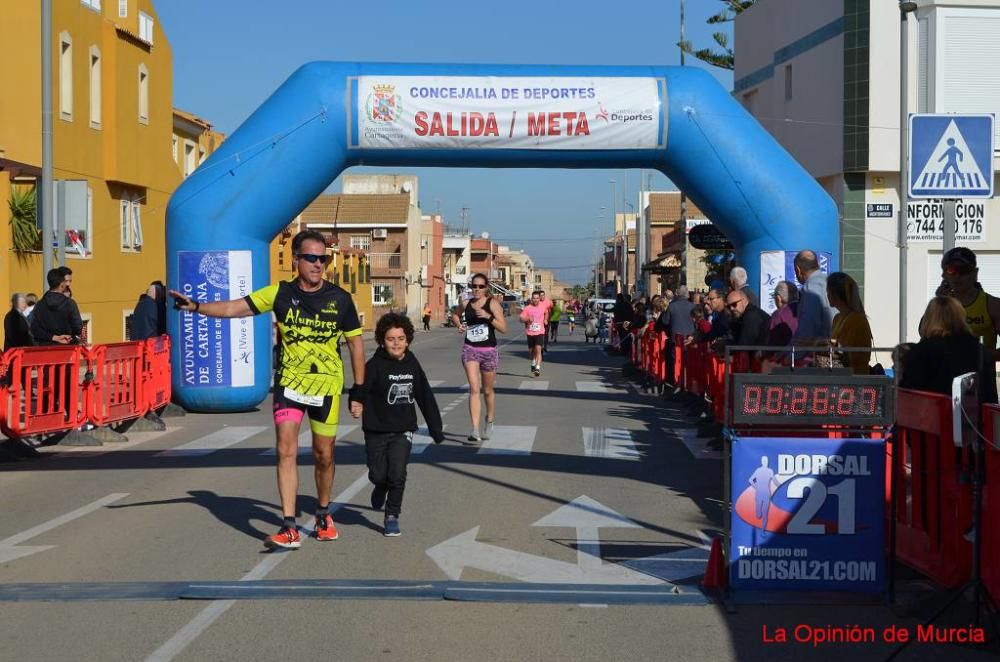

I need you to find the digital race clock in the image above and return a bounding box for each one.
[731,373,894,426]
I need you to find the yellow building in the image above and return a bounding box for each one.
[172,108,225,179]
[0,0,179,344]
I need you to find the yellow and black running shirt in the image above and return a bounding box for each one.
[245,280,362,397]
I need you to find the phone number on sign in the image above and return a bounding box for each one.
[908,217,984,241]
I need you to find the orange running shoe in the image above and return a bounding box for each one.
[314,514,339,541]
[264,526,301,550]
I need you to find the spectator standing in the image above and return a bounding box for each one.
[901,296,995,401]
[825,272,872,375]
[131,282,165,340]
[704,288,730,342]
[726,289,770,347]
[729,266,758,307]
[4,293,33,351]
[938,246,1000,369]
[30,267,83,346]
[24,293,38,321]
[421,303,432,332]
[792,250,835,342]
[767,281,799,347]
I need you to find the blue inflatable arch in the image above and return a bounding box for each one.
[166,62,838,412]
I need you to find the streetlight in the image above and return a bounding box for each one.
[898,0,917,343]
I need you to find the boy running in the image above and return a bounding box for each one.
[351,313,444,536]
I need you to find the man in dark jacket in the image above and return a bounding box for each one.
[131,282,166,340]
[30,267,83,345]
[725,290,770,368]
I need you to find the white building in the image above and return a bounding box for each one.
[442,232,471,311]
[735,0,1000,346]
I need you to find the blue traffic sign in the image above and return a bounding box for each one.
[909,114,994,199]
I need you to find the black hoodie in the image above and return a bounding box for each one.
[362,347,444,442]
[29,290,83,345]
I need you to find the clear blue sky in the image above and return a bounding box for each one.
[156,0,734,284]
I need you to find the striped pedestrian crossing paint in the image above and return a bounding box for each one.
[155,427,268,457]
[259,424,359,456]
[477,425,536,455]
[576,381,607,393]
[518,380,549,391]
[428,380,444,388]
[582,427,641,461]
[411,425,446,455]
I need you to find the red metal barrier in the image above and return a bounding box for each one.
[0,345,87,438]
[673,334,684,385]
[88,342,148,427]
[143,335,172,412]
[981,403,1000,603]
[892,388,973,587]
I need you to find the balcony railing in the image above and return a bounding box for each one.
[368,252,402,271]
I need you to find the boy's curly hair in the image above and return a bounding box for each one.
[375,312,415,346]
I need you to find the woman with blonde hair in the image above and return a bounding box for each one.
[901,296,994,401]
[825,272,873,374]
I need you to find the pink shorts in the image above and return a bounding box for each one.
[461,344,499,373]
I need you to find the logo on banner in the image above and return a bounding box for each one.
[595,103,610,123]
[199,252,229,289]
[367,84,402,123]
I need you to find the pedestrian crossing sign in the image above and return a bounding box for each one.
[909,114,994,199]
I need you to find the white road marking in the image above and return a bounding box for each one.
[518,380,549,391]
[0,493,129,563]
[477,425,536,455]
[155,427,267,457]
[675,428,722,460]
[145,471,370,662]
[411,425,445,455]
[258,424,359,456]
[582,427,641,461]
[576,381,607,393]
[428,380,444,388]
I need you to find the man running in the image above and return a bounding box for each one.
[520,291,546,376]
[538,289,553,354]
[169,230,365,550]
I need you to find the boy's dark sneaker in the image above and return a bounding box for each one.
[264,526,301,550]
[384,515,401,537]
[370,485,387,511]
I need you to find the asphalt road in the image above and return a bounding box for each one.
[0,323,994,661]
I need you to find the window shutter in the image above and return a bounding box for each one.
[118,0,127,17]
[131,200,143,247]
[120,199,130,248]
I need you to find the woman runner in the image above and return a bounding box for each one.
[452,273,507,442]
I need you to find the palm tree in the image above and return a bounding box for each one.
[677,0,756,71]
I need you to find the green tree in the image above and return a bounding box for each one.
[8,184,41,253]
[678,0,756,71]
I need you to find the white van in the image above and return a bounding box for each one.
[587,298,616,315]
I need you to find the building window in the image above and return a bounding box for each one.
[172,136,178,163]
[138,11,154,44]
[350,235,371,250]
[53,180,92,256]
[118,0,128,17]
[89,46,101,128]
[372,280,393,306]
[535,274,542,284]
[784,64,793,101]
[123,308,134,341]
[59,32,72,120]
[80,313,92,345]
[119,193,144,251]
[137,64,148,123]
[198,146,206,165]
[183,140,196,176]
[81,0,101,11]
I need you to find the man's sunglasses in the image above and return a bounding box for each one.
[297,253,330,264]
[727,301,743,309]
[470,284,488,289]
[943,264,974,276]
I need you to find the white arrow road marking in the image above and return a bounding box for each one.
[674,428,722,460]
[0,493,129,563]
[582,427,641,461]
[533,495,644,571]
[425,527,662,585]
[259,424,359,456]
[156,427,267,457]
[477,426,536,455]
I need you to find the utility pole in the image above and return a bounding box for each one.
[41,0,54,286]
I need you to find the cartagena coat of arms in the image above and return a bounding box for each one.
[366,84,401,123]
